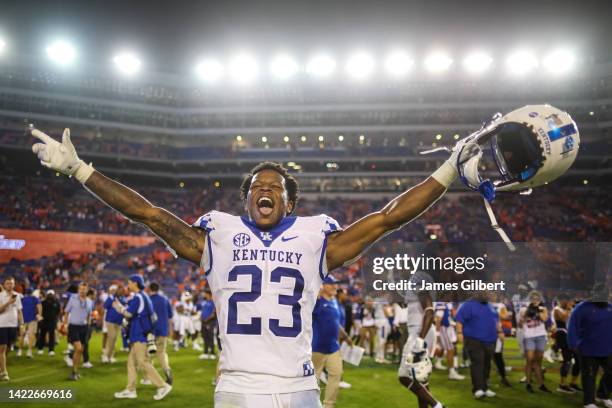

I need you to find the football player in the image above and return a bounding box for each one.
[30,126,460,407]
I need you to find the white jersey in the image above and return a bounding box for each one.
[512,294,530,328]
[404,271,435,330]
[193,211,341,394]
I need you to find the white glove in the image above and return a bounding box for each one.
[31,127,94,183]
[411,337,427,354]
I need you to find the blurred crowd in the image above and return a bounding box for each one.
[2,175,611,242]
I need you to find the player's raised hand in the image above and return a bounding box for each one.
[31,127,94,183]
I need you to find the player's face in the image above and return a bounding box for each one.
[246,169,293,230]
[78,284,88,297]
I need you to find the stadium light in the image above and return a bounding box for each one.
[542,49,575,75]
[306,54,336,77]
[283,135,290,142]
[229,53,258,84]
[346,52,375,80]
[385,50,413,77]
[338,135,344,141]
[506,49,538,76]
[463,51,493,74]
[270,54,299,80]
[46,40,76,66]
[261,136,267,143]
[424,52,453,73]
[196,59,223,82]
[0,38,6,54]
[113,52,141,75]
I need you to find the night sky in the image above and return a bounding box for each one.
[1,0,611,73]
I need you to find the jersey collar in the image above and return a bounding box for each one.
[240,215,297,247]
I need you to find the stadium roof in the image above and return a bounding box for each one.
[2,0,612,74]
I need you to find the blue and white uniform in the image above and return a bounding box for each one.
[193,211,341,397]
[511,294,530,354]
[436,302,456,351]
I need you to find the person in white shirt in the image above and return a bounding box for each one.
[519,291,551,393]
[0,277,23,381]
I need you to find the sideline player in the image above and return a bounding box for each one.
[553,294,580,393]
[435,301,464,380]
[399,270,444,408]
[149,282,174,384]
[30,127,459,407]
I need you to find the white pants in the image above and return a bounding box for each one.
[439,326,457,352]
[398,326,436,378]
[214,390,321,408]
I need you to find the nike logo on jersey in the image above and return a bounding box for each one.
[281,235,298,242]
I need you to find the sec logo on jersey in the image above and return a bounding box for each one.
[233,233,251,247]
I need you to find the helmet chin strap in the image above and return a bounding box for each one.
[482,198,516,252]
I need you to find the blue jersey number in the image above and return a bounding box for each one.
[226,265,303,337]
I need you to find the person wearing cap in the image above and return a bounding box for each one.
[63,282,93,381]
[568,283,612,408]
[102,284,124,363]
[112,274,172,401]
[37,289,60,356]
[17,288,41,358]
[312,275,354,408]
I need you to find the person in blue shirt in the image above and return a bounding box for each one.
[455,293,501,400]
[567,284,612,408]
[312,275,353,408]
[149,282,174,385]
[112,275,172,401]
[198,289,217,360]
[102,284,125,364]
[17,288,41,358]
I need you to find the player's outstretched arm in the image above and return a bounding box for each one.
[326,159,457,271]
[30,127,205,264]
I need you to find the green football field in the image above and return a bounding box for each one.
[3,333,587,407]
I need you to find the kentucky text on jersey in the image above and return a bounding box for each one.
[232,248,303,265]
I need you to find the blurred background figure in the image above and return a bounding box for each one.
[17,287,41,358]
[37,289,60,356]
[456,291,499,399]
[519,291,551,393]
[568,284,612,408]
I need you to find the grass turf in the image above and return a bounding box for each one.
[4,334,586,407]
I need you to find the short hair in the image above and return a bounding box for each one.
[149,282,160,292]
[86,288,95,297]
[240,162,299,214]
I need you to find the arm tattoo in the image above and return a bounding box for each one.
[84,171,205,264]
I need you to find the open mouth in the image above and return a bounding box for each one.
[257,197,275,216]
